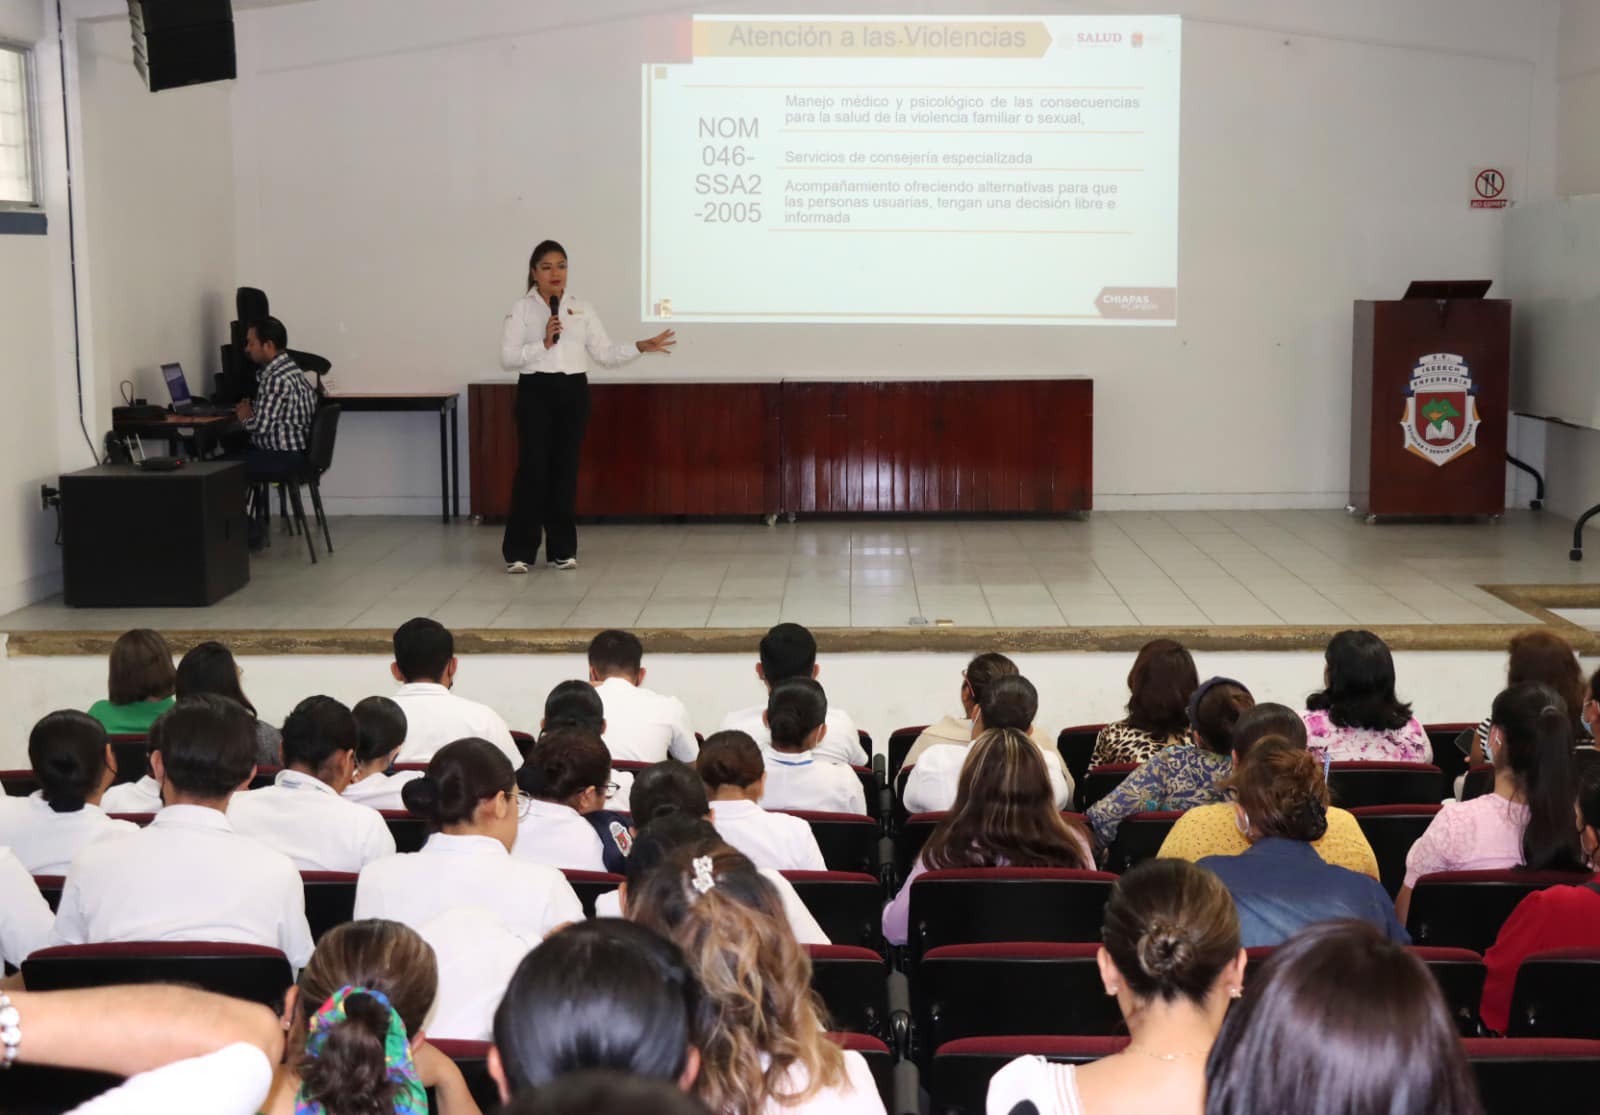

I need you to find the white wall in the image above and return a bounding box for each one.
[227,0,1562,515]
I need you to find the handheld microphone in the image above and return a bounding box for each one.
[548,294,562,343]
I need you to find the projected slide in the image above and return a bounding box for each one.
[642,14,1181,326]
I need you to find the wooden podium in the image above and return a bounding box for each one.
[1349,289,1510,518]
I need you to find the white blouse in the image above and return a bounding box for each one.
[100,775,162,815]
[500,293,642,375]
[986,1055,1084,1115]
[760,752,868,815]
[512,798,608,873]
[710,799,827,872]
[0,793,138,875]
[227,769,396,873]
[902,743,1072,815]
[0,846,53,966]
[762,1050,885,1115]
[341,770,422,812]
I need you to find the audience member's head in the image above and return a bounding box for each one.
[1204,920,1482,1115]
[285,919,438,1115]
[764,677,827,752]
[107,628,176,706]
[280,695,361,791]
[623,814,724,903]
[629,761,711,827]
[401,737,518,848]
[1189,678,1254,755]
[628,846,844,1115]
[1579,764,1600,868]
[491,919,702,1101]
[174,641,258,719]
[1229,702,1308,761]
[696,731,764,801]
[1305,629,1412,731]
[391,618,455,685]
[1101,859,1245,1019]
[1507,630,1587,740]
[959,652,1018,716]
[977,674,1038,734]
[588,629,645,685]
[1125,639,1199,739]
[246,315,289,364]
[1489,681,1586,873]
[498,1073,710,1115]
[922,727,1091,871]
[149,695,257,806]
[29,710,112,814]
[519,727,613,814]
[757,623,818,687]
[544,680,606,736]
[1229,738,1329,844]
[351,696,407,770]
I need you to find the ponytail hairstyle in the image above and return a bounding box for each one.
[1227,737,1329,843]
[921,728,1092,872]
[1102,859,1241,1006]
[696,731,764,793]
[1490,682,1586,873]
[401,737,515,828]
[28,710,110,813]
[518,727,612,805]
[1189,678,1255,755]
[291,919,438,1115]
[766,677,826,752]
[628,846,844,1115]
[526,240,567,293]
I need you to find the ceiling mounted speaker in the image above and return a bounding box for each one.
[129,0,236,92]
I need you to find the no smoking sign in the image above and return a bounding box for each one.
[1471,167,1511,210]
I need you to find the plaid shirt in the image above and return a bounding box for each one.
[245,353,317,452]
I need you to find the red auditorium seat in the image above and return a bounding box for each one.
[392,762,427,774]
[1075,764,1136,811]
[1244,944,1485,1035]
[31,874,63,913]
[427,1039,502,1111]
[1056,724,1106,790]
[1351,803,1442,897]
[1461,763,1495,801]
[1407,870,1595,953]
[562,870,625,919]
[931,1035,1128,1115]
[0,769,38,797]
[107,734,150,785]
[906,868,1119,962]
[1,1063,124,1113]
[301,871,358,942]
[781,870,884,953]
[379,810,428,853]
[806,944,891,1041]
[1423,721,1476,784]
[106,812,155,827]
[887,725,929,783]
[1508,949,1600,1039]
[781,810,882,874]
[510,729,535,758]
[1102,810,1183,873]
[1463,1037,1600,1115]
[249,765,280,790]
[1325,761,1445,808]
[829,1031,893,1109]
[22,942,292,1006]
[612,759,650,774]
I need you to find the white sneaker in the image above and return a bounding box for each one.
[549,557,578,571]
[506,561,530,574]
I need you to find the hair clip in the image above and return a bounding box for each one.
[691,855,716,897]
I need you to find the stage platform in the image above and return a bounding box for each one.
[4,510,1600,656]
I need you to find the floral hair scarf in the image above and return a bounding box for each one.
[294,985,427,1115]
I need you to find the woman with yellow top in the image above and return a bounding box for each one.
[1156,703,1381,880]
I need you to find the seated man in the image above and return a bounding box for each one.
[902,652,1060,767]
[389,617,520,766]
[234,316,316,546]
[719,623,866,767]
[53,695,314,969]
[587,629,697,764]
[228,695,395,871]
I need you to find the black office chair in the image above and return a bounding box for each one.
[256,404,341,562]
[290,349,333,396]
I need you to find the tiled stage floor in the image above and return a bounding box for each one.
[2,510,1593,634]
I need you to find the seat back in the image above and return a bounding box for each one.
[1326,762,1445,808]
[427,1039,501,1112]
[1,769,38,797]
[852,764,883,823]
[563,869,625,919]
[1461,764,1495,801]
[887,725,927,783]
[830,1031,893,1110]
[306,402,341,474]
[510,730,536,759]
[1056,725,1105,789]
[1508,949,1600,1038]
[250,765,280,790]
[1075,764,1136,811]
[1351,804,1443,897]
[380,811,430,854]
[1408,871,1596,952]
[806,944,890,1040]
[907,868,1119,962]
[302,872,358,942]
[1424,721,1475,784]
[1,1064,124,1114]
[107,734,150,785]
[107,812,155,827]
[1464,1037,1600,1115]
[896,812,1089,886]
[931,1036,1128,1115]
[783,811,881,874]
[31,874,64,913]
[781,871,884,953]
[1102,811,1182,874]
[22,942,292,1006]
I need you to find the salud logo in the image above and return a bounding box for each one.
[1400,353,1481,466]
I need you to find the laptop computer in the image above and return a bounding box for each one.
[161,362,233,417]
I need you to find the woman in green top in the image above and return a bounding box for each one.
[87,628,176,735]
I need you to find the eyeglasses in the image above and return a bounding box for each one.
[515,790,534,819]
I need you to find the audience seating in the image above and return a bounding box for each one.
[380,810,429,853]
[562,869,625,919]
[427,1039,501,1114]
[1508,949,1600,1039]
[31,874,63,913]
[783,810,882,874]
[1351,803,1442,897]
[1424,721,1475,785]
[107,734,149,785]
[1325,761,1445,808]
[930,1035,1127,1115]
[886,725,927,783]
[913,943,1123,1065]
[302,872,358,942]
[829,1031,894,1111]
[1244,944,1485,1035]
[1463,1037,1600,1115]
[510,729,535,758]
[1,1064,125,1115]
[1,769,38,797]
[1408,870,1596,953]
[106,813,155,827]
[781,870,884,953]
[1056,725,1105,791]
[852,764,884,824]
[612,759,650,775]
[1101,811,1182,874]
[806,943,891,1040]
[1074,764,1135,811]
[21,942,292,1007]
[905,868,1119,963]
[895,812,1091,885]
[249,766,280,791]
[1461,764,1495,801]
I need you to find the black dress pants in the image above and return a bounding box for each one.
[502,372,590,564]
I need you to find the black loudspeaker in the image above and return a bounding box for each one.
[129,0,236,93]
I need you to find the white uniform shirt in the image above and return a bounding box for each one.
[760,751,868,815]
[594,676,698,763]
[341,770,423,812]
[100,776,162,815]
[721,705,867,767]
[227,769,396,872]
[67,1042,274,1115]
[512,798,608,873]
[417,906,538,1041]
[52,804,314,969]
[500,293,643,375]
[762,1051,886,1115]
[354,832,582,940]
[0,794,138,875]
[0,846,53,966]
[390,682,520,767]
[710,799,827,871]
[593,867,830,945]
[902,743,1073,815]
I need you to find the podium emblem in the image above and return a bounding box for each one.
[1400,353,1481,466]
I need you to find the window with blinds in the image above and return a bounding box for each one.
[0,44,38,207]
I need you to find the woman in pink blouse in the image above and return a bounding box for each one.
[1301,630,1430,763]
[1396,681,1586,924]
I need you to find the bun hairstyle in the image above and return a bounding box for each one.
[1189,678,1255,755]
[351,696,406,764]
[1229,737,1329,842]
[493,919,703,1093]
[29,710,109,814]
[544,680,605,735]
[979,674,1038,733]
[1125,639,1199,739]
[696,730,764,792]
[1102,859,1240,1006]
[519,727,611,804]
[401,737,514,827]
[629,760,710,826]
[1230,702,1308,760]
[766,677,827,751]
[1491,681,1586,873]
